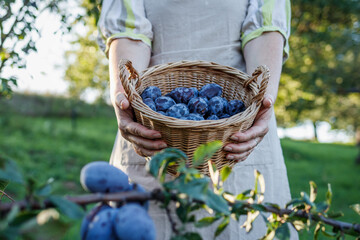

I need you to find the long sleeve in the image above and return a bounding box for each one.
[241,0,291,62]
[97,0,153,57]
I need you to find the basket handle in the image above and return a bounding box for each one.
[244,65,270,107]
[118,59,141,102]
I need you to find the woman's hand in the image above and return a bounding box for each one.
[224,95,273,162]
[113,92,168,157]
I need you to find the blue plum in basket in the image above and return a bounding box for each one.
[168,87,185,103]
[226,99,246,116]
[207,114,219,120]
[181,113,204,121]
[220,113,231,119]
[157,110,166,116]
[82,205,118,240]
[207,96,226,116]
[114,203,156,240]
[80,161,131,193]
[155,96,176,112]
[167,103,189,118]
[199,83,222,99]
[141,86,161,100]
[181,87,199,104]
[143,98,156,111]
[188,97,208,116]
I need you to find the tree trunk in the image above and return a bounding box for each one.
[313,121,318,142]
[355,126,360,165]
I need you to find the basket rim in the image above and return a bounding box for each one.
[121,60,268,129]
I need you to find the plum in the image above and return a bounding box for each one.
[130,183,149,211]
[180,113,204,121]
[187,97,208,116]
[207,96,226,116]
[207,115,219,120]
[141,86,161,100]
[155,96,176,112]
[181,87,199,104]
[166,103,189,118]
[143,98,156,111]
[168,87,185,103]
[220,113,231,119]
[157,110,166,115]
[81,203,112,240]
[80,161,131,193]
[114,203,156,240]
[226,99,246,116]
[82,205,118,240]
[199,83,222,99]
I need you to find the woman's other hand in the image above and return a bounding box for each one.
[225,31,284,162]
[224,95,273,162]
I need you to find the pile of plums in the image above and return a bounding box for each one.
[80,162,155,240]
[141,83,246,120]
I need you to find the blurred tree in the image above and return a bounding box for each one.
[0,0,77,97]
[64,0,108,102]
[64,27,109,102]
[276,0,360,143]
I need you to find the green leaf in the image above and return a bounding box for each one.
[301,192,314,208]
[205,189,230,215]
[314,223,321,240]
[275,223,290,240]
[48,196,84,219]
[236,190,252,201]
[285,198,305,209]
[193,141,222,167]
[251,204,267,212]
[35,178,54,197]
[195,216,220,228]
[165,176,209,202]
[326,184,332,206]
[147,148,187,180]
[309,181,317,202]
[220,166,232,183]
[0,157,23,184]
[0,179,9,192]
[215,216,230,237]
[350,204,360,216]
[315,202,329,213]
[326,211,344,219]
[171,232,202,240]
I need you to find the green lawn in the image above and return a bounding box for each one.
[0,113,359,239]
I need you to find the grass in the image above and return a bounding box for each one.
[0,113,359,239]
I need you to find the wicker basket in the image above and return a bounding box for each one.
[119,60,269,176]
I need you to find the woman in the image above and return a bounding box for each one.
[97,0,298,239]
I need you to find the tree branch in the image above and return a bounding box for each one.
[0,190,359,236]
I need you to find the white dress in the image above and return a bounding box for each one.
[98,0,298,239]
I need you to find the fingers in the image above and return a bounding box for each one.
[263,94,274,109]
[231,123,268,143]
[120,120,162,140]
[115,92,130,110]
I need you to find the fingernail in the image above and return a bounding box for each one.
[160,143,167,148]
[227,155,234,160]
[230,136,238,141]
[153,133,161,138]
[224,146,232,151]
[268,98,273,106]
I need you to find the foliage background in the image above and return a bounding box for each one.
[0,0,359,239]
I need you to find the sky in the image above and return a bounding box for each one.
[10,8,354,144]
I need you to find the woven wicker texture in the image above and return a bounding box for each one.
[119,60,269,176]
